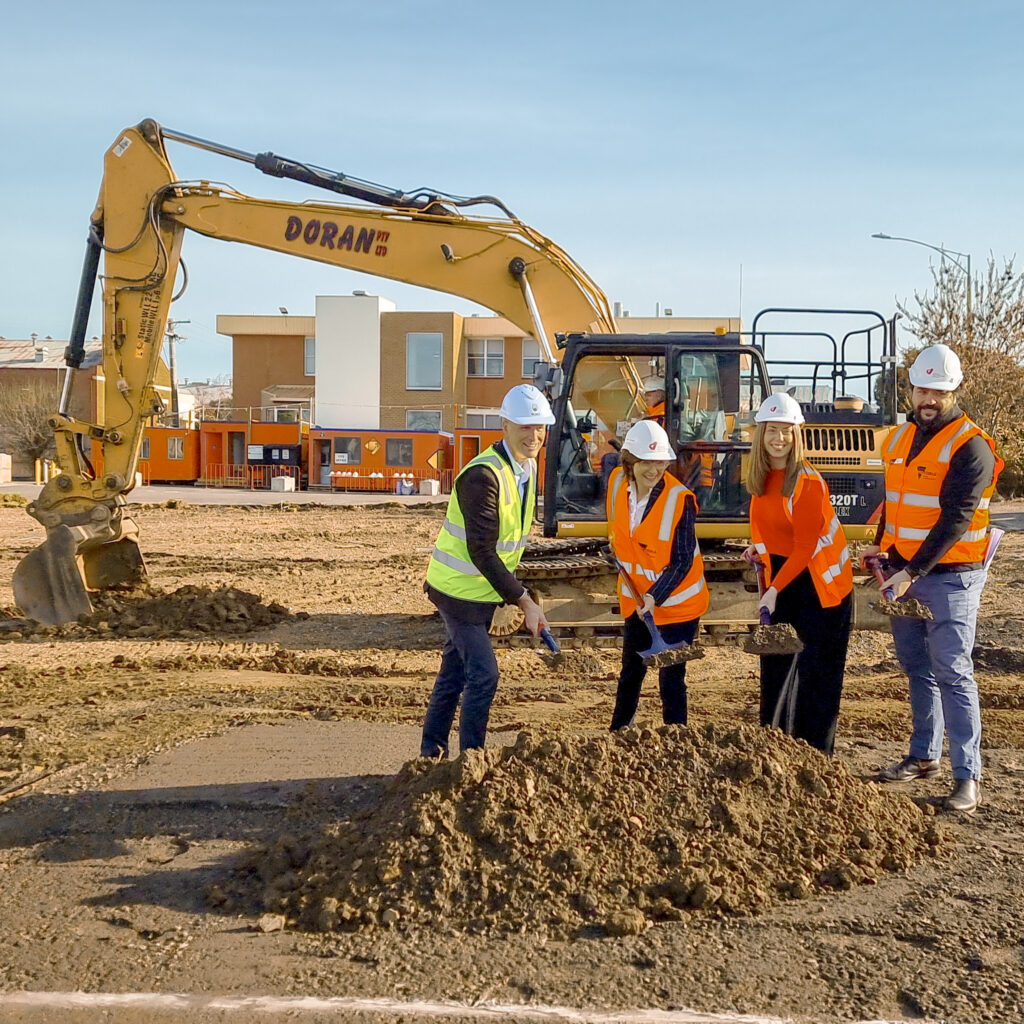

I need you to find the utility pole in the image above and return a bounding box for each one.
[164,319,190,427]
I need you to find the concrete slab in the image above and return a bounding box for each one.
[97,720,514,806]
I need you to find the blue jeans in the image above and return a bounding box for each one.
[890,569,986,780]
[420,607,498,757]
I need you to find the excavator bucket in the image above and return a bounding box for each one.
[13,527,146,626]
[12,525,92,626]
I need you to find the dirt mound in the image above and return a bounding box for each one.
[75,585,291,638]
[252,723,949,939]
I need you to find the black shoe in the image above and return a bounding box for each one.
[878,755,941,783]
[946,779,981,813]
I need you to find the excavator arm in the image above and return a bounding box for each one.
[14,119,615,624]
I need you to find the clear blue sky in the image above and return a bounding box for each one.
[2,0,1021,382]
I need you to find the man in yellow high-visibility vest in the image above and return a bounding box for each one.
[421,385,553,757]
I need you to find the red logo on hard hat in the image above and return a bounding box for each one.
[648,442,657,450]
[770,404,778,412]
[926,368,934,375]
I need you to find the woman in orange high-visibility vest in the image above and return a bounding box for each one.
[743,394,853,754]
[606,420,708,730]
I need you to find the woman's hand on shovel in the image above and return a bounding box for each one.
[640,592,656,618]
[758,586,778,616]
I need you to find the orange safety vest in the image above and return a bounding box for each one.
[606,467,709,624]
[680,451,715,489]
[750,463,853,608]
[881,415,1003,565]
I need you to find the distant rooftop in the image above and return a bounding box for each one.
[0,337,101,369]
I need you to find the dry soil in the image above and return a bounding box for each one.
[2,498,1024,1024]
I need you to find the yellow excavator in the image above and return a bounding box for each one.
[14,119,615,624]
[15,120,896,638]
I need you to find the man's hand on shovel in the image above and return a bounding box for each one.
[518,591,549,637]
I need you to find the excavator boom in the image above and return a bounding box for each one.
[14,119,614,624]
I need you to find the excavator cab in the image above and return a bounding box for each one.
[543,333,771,536]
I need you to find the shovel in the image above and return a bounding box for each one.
[535,626,568,670]
[741,553,803,655]
[611,556,703,668]
[864,555,933,620]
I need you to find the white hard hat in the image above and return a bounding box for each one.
[622,419,676,460]
[642,374,665,392]
[908,344,963,391]
[499,384,555,425]
[755,393,805,425]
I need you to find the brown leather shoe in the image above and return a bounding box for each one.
[878,755,941,783]
[946,779,981,813]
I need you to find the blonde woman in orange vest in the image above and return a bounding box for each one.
[606,420,708,729]
[743,394,853,754]
[863,345,1002,813]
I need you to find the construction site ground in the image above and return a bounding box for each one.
[2,493,1024,1024]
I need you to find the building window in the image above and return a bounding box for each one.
[304,337,316,377]
[467,338,504,377]
[140,437,151,460]
[406,332,443,390]
[406,410,442,431]
[334,437,361,465]
[466,409,503,429]
[168,436,184,460]
[522,337,541,379]
[386,438,414,466]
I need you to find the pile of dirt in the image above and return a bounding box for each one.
[252,723,949,939]
[76,585,292,638]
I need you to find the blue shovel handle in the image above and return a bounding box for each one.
[540,627,561,653]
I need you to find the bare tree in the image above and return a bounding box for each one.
[0,377,59,465]
[897,255,1024,495]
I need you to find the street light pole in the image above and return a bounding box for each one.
[872,232,972,342]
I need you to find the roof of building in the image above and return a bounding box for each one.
[0,338,101,369]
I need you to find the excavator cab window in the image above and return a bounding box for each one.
[666,346,766,520]
[548,340,770,527]
[549,352,650,521]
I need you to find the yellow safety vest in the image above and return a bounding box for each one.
[426,445,535,602]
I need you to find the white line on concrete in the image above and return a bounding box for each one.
[0,991,926,1023]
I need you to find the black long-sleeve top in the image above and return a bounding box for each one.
[874,406,997,575]
[426,443,529,623]
[626,477,699,606]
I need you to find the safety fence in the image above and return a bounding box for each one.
[198,464,302,489]
[326,469,453,494]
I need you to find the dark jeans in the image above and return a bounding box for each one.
[610,613,699,730]
[759,558,852,755]
[420,606,498,757]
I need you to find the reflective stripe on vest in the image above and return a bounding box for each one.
[881,416,1003,565]
[425,445,535,602]
[605,466,709,624]
[750,463,853,608]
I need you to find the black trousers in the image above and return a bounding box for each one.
[610,613,700,729]
[759,557,852,755]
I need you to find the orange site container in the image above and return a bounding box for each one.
[308,428,453,493]
[90,426,201,484]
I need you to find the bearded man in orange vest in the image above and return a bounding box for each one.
[862,345,1002,813]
